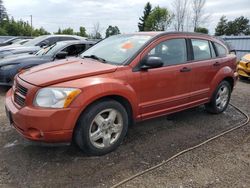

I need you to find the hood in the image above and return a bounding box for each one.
[18,57,118,87]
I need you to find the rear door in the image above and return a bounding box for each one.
[187,38,221,103]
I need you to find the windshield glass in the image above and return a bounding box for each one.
[36,42,67,56]
[80,34,152,65]
[23,35,48,46]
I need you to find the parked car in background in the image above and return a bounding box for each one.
[12,39,31,45]
[5,32,237,155]
[0,40,95,86]
[0,36,33,47]
[0,35,86,59]
[0,36,15,43]
[237,54,250,80]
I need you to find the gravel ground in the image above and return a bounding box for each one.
[0,80,249,188]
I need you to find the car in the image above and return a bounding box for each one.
[237,54,250,80]
[0,36,33,47]
[12,39,31,45]
[0,40,96,86]
[0,35,86,59]
[5,32,237,156]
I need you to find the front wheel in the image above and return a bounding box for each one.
[74,100,128,156]
[205,81,231,114]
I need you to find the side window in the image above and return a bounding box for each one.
[209,42,216,58]
[214,43,227,57]
[147,39,187,66]
[62,44,86,56]
[191,39,211,60]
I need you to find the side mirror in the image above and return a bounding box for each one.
[55,51,68,59]
[141,56,164,70]
[230,49,236,55]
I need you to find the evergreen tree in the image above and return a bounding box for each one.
[215,16,228,36]
[145,6,172,31]
[138,2,152,31]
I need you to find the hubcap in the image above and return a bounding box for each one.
[89,109,123,149]
[216,85,229,110]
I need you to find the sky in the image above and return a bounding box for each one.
[3,0,250,35]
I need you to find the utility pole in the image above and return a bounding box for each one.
[30,15,33,36]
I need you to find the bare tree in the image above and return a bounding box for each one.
[192,0,207,31]
[172,0,189,31]
[92,22,102,39]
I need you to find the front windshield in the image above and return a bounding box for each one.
[35,42,67,56]
[80,34,152,65]
[23,35,48,46]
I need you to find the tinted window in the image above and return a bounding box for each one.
[191,39,211,60]
[214,43,227,57]
[63,44,86,56]
[147,39,187,66]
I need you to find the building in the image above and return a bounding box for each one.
[222,36,250,60]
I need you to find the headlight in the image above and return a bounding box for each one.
[34,88,81,108]
[0,64,16,70]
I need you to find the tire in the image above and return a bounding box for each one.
[239,75,249,80]
[74,99,128,156]
[205,81,231,114]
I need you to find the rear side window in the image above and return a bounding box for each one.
[214,43,227,57]
[191,39,211,61]
[147,38,187,66]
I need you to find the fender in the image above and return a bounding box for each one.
[209,66,234,96]
[67,77,139,121]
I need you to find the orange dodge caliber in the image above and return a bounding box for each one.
[5,32,238,155]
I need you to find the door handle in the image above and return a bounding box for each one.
[213,62,220,67]
[180,67,192,72]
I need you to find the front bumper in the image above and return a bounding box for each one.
[5,89,80,143]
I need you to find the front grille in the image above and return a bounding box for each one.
[14,93,25,107]
[14,82,28,107]
[16,83,28,96]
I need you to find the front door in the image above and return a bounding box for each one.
[138,37,193,120]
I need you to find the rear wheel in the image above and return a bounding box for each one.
[74,100,128,156]
[205,81,231,114]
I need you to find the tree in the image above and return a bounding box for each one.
[105,25,120,38]
[78,26,88,37]
[172,0,189,31]
[195,27,208,34]
[145,6,172,31]
[226,16,250,35]
[91,22,102,39]
[0,0,7,22]
[138,2,152,31]
[192,0,208,31]
[33,27,50,36]
[215,16,228,36]
[215,16,250,36]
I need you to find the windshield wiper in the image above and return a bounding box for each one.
[83,55,107,63]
